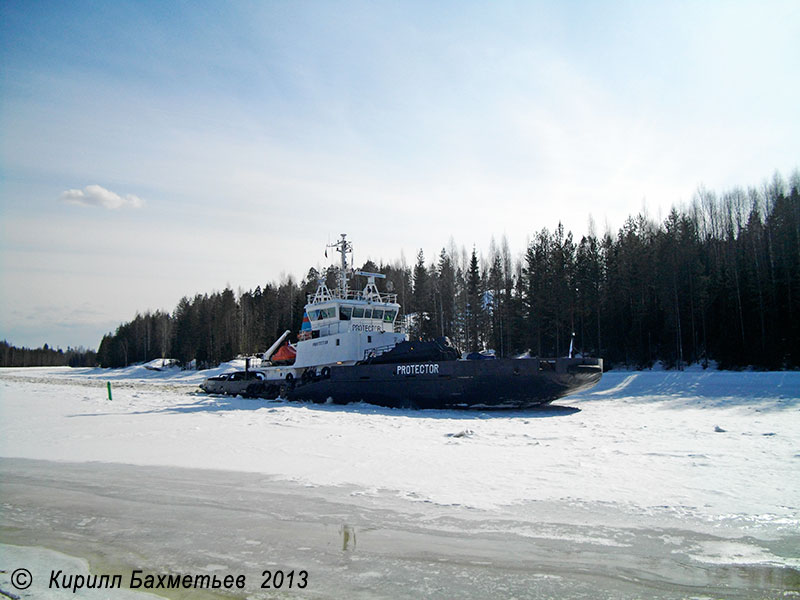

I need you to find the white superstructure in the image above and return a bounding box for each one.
[266,234,407,381]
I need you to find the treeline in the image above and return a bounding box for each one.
[97,284,307,369]
[98,170,800,370]
[1,340,97,367]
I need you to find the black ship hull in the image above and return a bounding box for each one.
[284,357,602,409]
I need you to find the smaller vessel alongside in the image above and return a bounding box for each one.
[200,370,269,396]
[202,234,603,408]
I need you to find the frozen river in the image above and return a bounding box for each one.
[1,366,798,598]
[3,458,797,599]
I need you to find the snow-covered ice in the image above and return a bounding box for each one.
[1,365,798,598]
[1,366,797,521]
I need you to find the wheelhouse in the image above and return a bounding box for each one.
[290,239,407,370]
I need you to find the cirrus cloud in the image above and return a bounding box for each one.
[60,184,144,209]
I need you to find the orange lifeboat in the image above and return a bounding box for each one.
[270,342,297,365]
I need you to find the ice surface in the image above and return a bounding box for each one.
[1,367,797,523]
[3,459,798,600]
[1,366,798,598]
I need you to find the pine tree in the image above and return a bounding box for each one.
[466,247,482,351]
[411,250,436,339]
[437,248,457,339]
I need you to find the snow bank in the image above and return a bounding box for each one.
[0,359,248,387]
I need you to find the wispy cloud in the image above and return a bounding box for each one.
[60,184,144,209]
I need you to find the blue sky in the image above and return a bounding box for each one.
[1,0,798,350]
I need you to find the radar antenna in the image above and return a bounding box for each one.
[354,270,385,302]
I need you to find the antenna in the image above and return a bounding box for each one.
[326,233,353,297]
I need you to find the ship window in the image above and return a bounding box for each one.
[384,310,396,322]
[353,307,364,318]
[368,335,372,343]
[372,309,384,321]
[336,338,340,346]
[340,306,352,321]
[363,308,372,319]
[315,307,335,320]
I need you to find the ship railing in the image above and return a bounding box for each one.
[362,344,396,362]
[393,316,408,334]
[307,290,398,305]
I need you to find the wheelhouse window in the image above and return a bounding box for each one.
[372,309,384,321]
[383,309,397,322]
[352,307,365,318]
[363,308,372,319]
[340,306,353,321]
[312,307,336,320]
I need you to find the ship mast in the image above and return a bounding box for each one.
[327,233,352,298]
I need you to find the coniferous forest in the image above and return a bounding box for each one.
[96,171,800,370]
[0,341,97,367]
